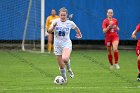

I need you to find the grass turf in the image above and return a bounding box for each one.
[0,50,140,93]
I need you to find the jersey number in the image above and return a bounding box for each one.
[59,31,65,36]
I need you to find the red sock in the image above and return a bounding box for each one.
[114,51,119,64]
[138,61,140,74]
[108,54,113,65]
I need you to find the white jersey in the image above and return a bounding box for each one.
[51,18,77,47]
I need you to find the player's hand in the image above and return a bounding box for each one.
[47,30,54,34]
[69,14,73,19]
[54,22,57,28]
[45,30,49,37]
[108,21,113,28]
[48,22,57,33]
[117,27,120,31]
[47,28,52,33]
[131,34,136,39]
[75,34,82,39]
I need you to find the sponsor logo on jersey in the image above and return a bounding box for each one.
[56,27,69,32]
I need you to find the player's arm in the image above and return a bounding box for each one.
[103,24,113,33]
[75,27,82,39]
[131,29,137,39]
[45,17,50,36]
[46,17,50,30]
[68,14,73,20]
[102,20,112,33]
[71,21,82,39]
[48,21,57,33]
[103,26,110,33]
[117,26,120,31]
[116,20,120,31]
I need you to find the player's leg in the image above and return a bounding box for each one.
[51,33,54,53]
[56,55,67,81]
[137,55,140,81]
[62,47,71,63]
[54,46,67,81]
[106,46,113,69]
[136,47,140,81]
[105,38,113,69]
[62,47,74,78]
[47,34,53,53]
[112,40,120,69]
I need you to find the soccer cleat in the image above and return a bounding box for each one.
[137,73,140,81]
[62,76,67,83]
[114,64,120,69]
[68,69,74,78]
[64,79,67,84]
[62,76,67,84]
[110,65,114,70]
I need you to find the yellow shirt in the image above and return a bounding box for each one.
[46,15,59,30]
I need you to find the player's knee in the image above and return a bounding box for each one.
[62,57,69,63]
[113,48,118,52]
[59,66,65,69]
[138,56,140,61]
[108,52,111,55]
[138,58,140,62]
[113,45,118,52]
[58,62,65,69]
[107,48,112,54]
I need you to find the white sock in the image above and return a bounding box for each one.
[60,68,67,80]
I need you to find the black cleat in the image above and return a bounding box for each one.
[68,69,74,78]
[137,73,140,81]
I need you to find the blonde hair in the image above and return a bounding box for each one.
[59,7,68,14]
[107,9,113,13]
[107,9,113,15]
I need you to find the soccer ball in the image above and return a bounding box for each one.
[54,76,65,85]
[137,78,140,81]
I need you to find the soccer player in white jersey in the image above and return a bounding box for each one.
[48,7,82,82]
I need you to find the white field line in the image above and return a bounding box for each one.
[1,86,140,91]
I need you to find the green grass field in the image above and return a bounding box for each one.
[0,50,140,93]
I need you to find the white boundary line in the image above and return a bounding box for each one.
[1,86,140,91]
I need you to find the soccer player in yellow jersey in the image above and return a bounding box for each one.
[46,9,59,53]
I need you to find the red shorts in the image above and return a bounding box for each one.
[136,46,140,56]
[105,34,119,47]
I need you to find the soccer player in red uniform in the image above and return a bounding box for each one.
[131,23,140,81]
[102,9,120,69]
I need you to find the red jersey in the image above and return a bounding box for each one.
[102,18,118,36]
[136,24,140,47]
